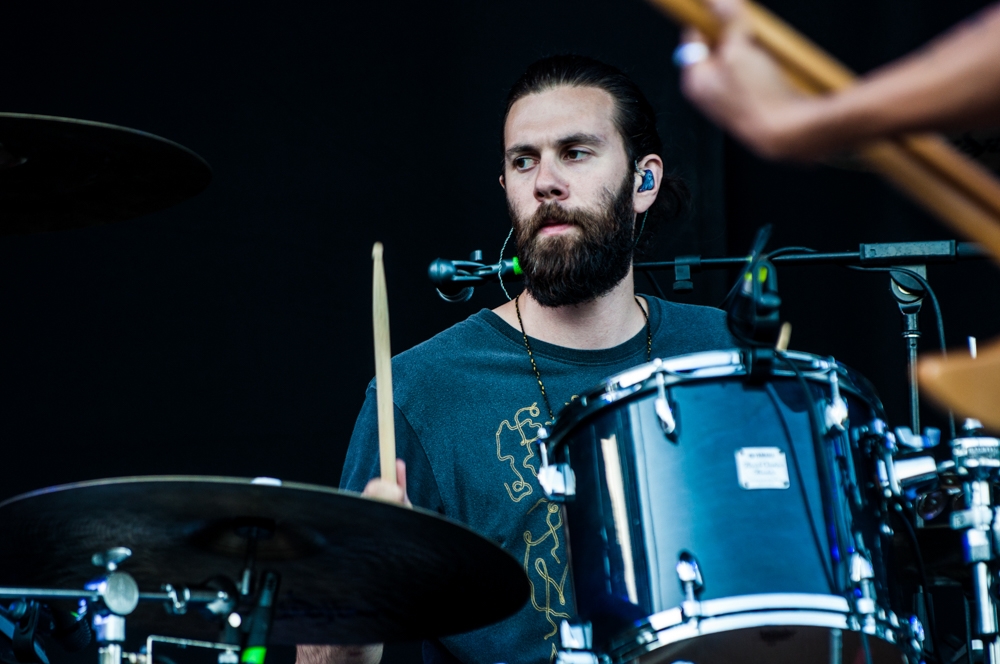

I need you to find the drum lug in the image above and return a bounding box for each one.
[823,370,849,433]
[559,620,593,650]
[538,464,576,501]
[535,429,577,501]
[556,621,602,664]
[850,551,877,616]
[654,371,677,440]
[676,551,704,619]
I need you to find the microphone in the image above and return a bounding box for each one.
[428,251,521,303]
[725,225,782,346]
[47,607,90,653]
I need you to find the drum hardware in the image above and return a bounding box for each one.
[535,427,576,501]
[653,369,677,438]
[555,621,601,664]
[543,351,920,664]
[675,552,704,620]
[943,428,1000,662]
[824,371,850,433]
[0,476,530,649]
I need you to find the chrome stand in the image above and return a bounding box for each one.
[948,423,1000,664]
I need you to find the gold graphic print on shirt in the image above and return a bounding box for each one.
[495,403,543,502]
[496,404,571,655]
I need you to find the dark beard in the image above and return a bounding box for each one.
[510,172,636,308]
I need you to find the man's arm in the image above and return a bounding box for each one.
[296,645,383,664]
[295,385,440,664]
[680,0,1000,160]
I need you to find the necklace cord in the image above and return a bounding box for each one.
[515,295,652,423]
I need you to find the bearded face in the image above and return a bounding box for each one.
[510,169,636,307]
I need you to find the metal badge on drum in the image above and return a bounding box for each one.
[735,447,791,489]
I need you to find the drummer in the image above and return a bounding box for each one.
[302,55,734,664]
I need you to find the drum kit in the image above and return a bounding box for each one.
[3,109,1000,664]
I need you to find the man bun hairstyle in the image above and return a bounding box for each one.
[502,54,689,253]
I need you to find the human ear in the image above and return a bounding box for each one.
[499,174,506,190]
[634,154,664,214]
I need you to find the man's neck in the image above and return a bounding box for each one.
[492,268,648,350]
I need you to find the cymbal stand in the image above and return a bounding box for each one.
[947,425,1000,664]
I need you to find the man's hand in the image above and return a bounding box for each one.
[362,459,411,506]
[680,0,818,160]
[296,645,383,664]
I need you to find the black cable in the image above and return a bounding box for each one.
[890,498,942,663]
[964,592,973,664]
[766,246,819,258]
[764,383,835,590]
[776,351,848,593]
[848,265,957,440]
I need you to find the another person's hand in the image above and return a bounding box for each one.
[679,0,820,160]
[361,459,411,507]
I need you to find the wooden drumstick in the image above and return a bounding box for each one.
[647,0,1000,260]
[372,242,396,485]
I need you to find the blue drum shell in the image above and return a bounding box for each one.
[547,352,898,654]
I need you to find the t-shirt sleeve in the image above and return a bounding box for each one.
[339,383,445,514]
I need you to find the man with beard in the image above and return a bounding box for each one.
[305,55,734,664]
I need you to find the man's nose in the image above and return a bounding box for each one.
[534,158,568,202]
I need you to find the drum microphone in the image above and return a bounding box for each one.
[428,251,521,303]
[724,225,782,346]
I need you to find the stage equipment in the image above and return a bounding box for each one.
[535,350,921,664]
[0,477,530,663]
[0,113,211,235]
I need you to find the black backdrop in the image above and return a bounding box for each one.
[2,0,998,662]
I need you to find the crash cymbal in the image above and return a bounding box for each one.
[0,476,529,645]
[918,336,1000,431]
[0,113,211,235]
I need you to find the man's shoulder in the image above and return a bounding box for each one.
[649,297,728,322]
[393,309,505,362]
[645,296,736,350]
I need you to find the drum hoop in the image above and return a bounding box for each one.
[547,348,885,449]
[609,593,910,662]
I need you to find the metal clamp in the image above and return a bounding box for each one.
[556,621,599,664]
[535,428,576,501]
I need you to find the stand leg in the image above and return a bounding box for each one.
[99,645,121,664]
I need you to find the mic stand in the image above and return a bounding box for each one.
[888,266,926,435]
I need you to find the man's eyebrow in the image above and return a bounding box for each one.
[504,133,607,161]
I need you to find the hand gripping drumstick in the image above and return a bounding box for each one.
[647,0,1000,261]
[372,242,396,485]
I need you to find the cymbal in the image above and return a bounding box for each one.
[918,335,1000,431]
[0,113,211,235]
[0,476,530,645]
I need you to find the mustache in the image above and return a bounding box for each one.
[523,202,599,236]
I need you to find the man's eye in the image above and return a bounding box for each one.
[513,157,536,170]
[565,149,589,161]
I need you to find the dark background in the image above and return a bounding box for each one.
[2,0,998,662]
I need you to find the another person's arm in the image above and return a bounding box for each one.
[680,0,1000,160]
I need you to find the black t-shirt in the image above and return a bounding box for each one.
[341,297,735,664]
